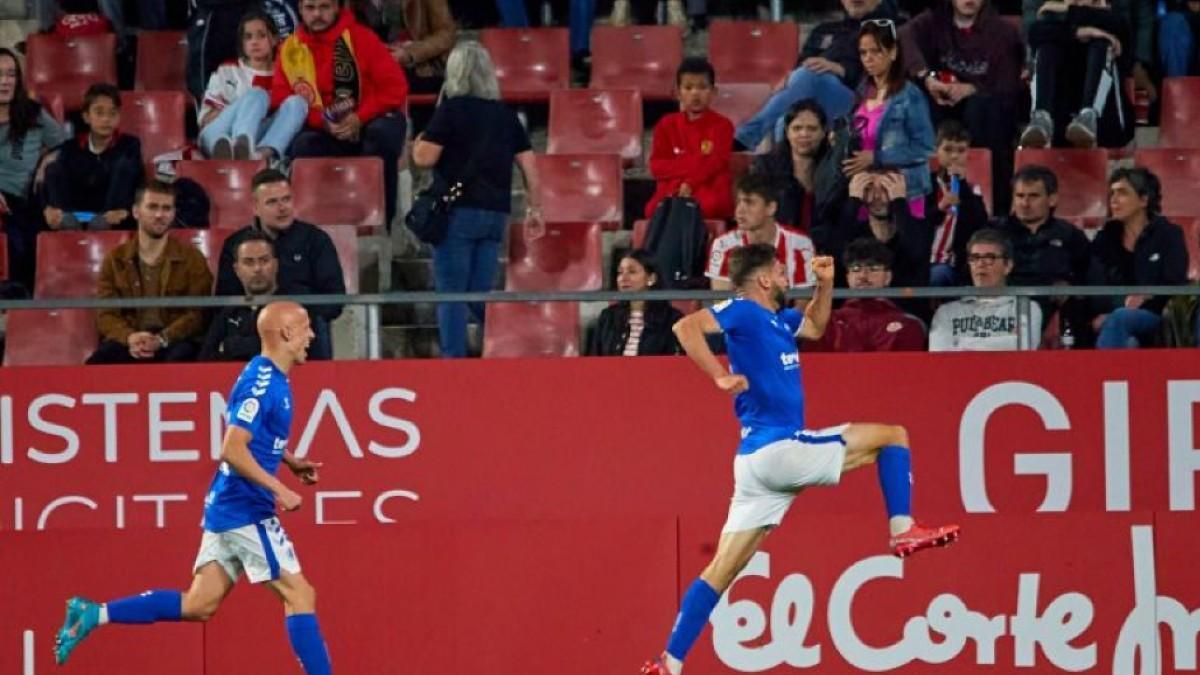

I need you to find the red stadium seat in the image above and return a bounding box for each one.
[39,90,66,124]
[534,154,623,229]
[135,31,188,92]
[729,152,754,186]
[1159,77,1200,149]
[121,91,189,174]
[1014,149,1108,219]
[710,83,771,127]
[35,230,130,298]
[319,224,361,294]
[708,20,799,85]
[630,218,726,249]
[506,222,603,291]
[547,89,643,164]
[2,309,98,366]
[25,33,118,111]
[930,148,993,215]
[481,27,570,103]
[170,228,232,281]
[590,25,683,100]
[0,232,6,281]
[291,157,385,235]
[1133,149,1200,217]
[482,302,580,357]
[175,160,266,230]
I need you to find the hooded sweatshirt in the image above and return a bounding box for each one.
[901,1,1026,98]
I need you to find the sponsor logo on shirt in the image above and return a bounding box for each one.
[237,398,260,423]
[779,351,800,369]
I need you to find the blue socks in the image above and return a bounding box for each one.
[877,445,913,519]
[665,578,721,662]
[286,613,332,675]
[106,590,182,624]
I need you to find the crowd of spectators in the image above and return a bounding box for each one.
[2,0,1198,363]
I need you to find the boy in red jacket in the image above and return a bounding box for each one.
[645,57,734,221]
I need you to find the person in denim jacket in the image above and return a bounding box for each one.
[841,19,936,218]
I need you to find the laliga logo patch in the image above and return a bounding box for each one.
[237,398,260,424]
[886,321,903,333]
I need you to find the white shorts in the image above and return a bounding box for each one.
[722,425,849,534]
[193,516,301,584]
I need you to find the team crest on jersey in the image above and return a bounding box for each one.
[237,398,260,423]
[700,139,713,155]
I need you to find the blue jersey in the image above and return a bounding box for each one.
[203,356,294,532]
[710,297,806,455]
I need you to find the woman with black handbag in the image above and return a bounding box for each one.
[412,40,542,358]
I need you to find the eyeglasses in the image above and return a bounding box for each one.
[967,253,1008,265]
[863,18,897,40]
[847,263,889,274]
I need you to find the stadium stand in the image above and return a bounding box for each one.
[480,27,571,103]
[1159,77,1200,149]
[708,20,799,86]
[290,157,386,236]
[547,88,643,164]
[120,91,189,175]
[34,230,129,299]
[134,31,189,93]
[1133,149,1200,217]
[709,82,772,128]
[534,154,624,230]
[25,33,118,112]
[1014,149,1109,219]
[175,160,267,230]
[589,25,683,100]
[505,221,603,291]
[482,301,581,357]
[2,308,98,366]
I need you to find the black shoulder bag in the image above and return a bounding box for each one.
[405,135,489,246]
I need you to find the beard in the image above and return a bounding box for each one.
[772,287,788,309]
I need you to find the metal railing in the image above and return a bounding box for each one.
[2,285,1197,358]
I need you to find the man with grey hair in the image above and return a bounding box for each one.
[274,0,410,227]
[929,228,1042,351]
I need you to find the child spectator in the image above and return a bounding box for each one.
[42,83,143,231]
[585,250,683,356]
[646,57,733,221]
[926,120,988,286]
[198,10,309,163]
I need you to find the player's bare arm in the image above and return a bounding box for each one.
[221,426,302,510]
[673,310,749,395]
[797,256,835,341]
[284,453,323,486]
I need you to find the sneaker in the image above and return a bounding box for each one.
[641,653,679,675]
[1018,110,1053,148]
[233,134,255,161]
[666,0,687,28]
[1065,107,1098,148]
[211,136,234,160]
[889,522,960,558]
[54,597,101,665]
[610,0,631,26]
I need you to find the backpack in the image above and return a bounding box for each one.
[643,197,708,289]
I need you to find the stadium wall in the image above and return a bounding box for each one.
[1,352,1198,673]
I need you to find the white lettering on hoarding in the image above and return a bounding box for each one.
[368,388,420,458]
[2,396,12,464]
[959,382,1072,513]
[294,389,362,458]
[80,393,138,463]
[27,394,79,464]
[148,393,199,462]
[711,550,820,670]
[1104,382,1132,511]
[1168,381,1200,511]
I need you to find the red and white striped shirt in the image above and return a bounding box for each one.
[706,225,816,287]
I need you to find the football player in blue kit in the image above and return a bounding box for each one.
[54,301,333,674]
[642,244,959,675]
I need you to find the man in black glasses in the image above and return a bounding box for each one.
[929,228,1042,350]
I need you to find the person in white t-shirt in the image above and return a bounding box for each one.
[929,228,1041,351]
[707,173,816,292]
[198,10,308,162]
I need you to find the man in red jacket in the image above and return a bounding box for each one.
[274,0,409,228]
[807,237,927,352]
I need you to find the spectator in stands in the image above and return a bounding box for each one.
[646,57,733,221]
[930,228,1041,350]
[823,171,932,287]
[1019,0,1136,149]
[51,0,113,36]
[412,41,541,359]
[1089,167,1189,349]
[926,120,989,286]
[807,237,926,351]
[354,0,457,95]
[734,0,900,151]
[199,10,309,163]
[42,84,143,231]
[585,249,683,356]
[706,173,815,292]
[1160,0,1200,76]
[842,19,936,216]
[0,47,68,290]
[992,164,1090,287]
[215,169,346,360]
[494,0,594,70]
[87,181,213,364]
[749,99,833,234]
[609,0,688,27]
[901,0,1024,214]
[275,0,409,228]
[200,231,277,361]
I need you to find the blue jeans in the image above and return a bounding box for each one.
[433,208,507,358]
[198,90,309,158]
[1160,12,1196,77]
[928,262,958,287]
[494,0,595,55]
[735,67,855,148]
[1096,307,1162,349]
